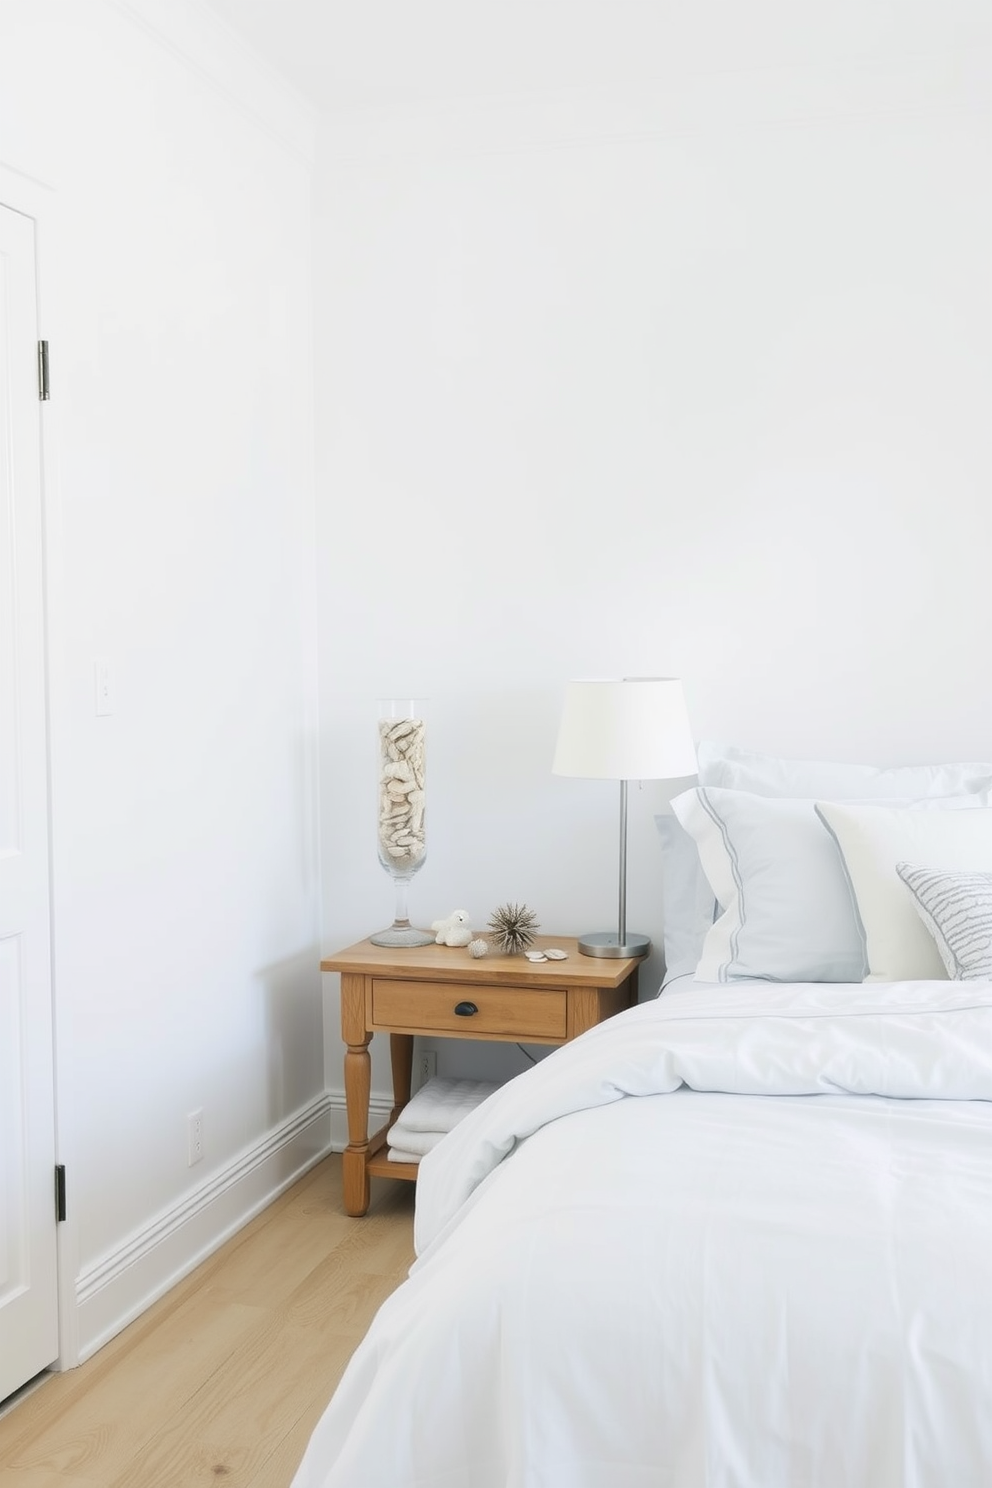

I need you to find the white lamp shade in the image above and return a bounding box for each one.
[552,677,697,782]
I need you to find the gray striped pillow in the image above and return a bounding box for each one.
[896,863,992,981]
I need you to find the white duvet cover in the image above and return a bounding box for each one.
[291,981,992,1488]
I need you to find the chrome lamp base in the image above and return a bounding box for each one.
[578,931,651,960]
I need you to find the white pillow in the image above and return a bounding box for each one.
[815,802,992,982]
[698,742,992,799]
[895,863,992,982]
[669,788,866,982]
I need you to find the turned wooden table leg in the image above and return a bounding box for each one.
[341,973,372,1217]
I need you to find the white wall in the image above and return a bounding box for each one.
[1,0,322,1361]
[313,34,992,1092]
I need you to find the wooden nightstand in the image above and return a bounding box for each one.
[322,935,640,1216]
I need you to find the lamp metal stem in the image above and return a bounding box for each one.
[577,775,650,960]
[618,777,628,946]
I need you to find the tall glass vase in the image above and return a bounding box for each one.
[370,698,434,948]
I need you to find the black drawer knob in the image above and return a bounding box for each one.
[454,1000,478,1017]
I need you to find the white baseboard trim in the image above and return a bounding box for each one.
[74,1094,337,1364]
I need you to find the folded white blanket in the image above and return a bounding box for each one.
[387,1128,444,1159]
[387,1077,500,1164]
[390,1076,499,1136]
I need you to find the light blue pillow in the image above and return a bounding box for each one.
[670,787,867,983]
[655,811,717,982]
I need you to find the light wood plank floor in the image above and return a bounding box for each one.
[0,1155,415,1488]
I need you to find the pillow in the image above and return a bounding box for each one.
[698,741,992,799]
[815,802,992,982]
[669,788,867,982]
[895,863,992,982]
[655,811,716,981]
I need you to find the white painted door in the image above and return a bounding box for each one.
[0,201,58,1401]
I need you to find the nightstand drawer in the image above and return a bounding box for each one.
[371,979,567,1040]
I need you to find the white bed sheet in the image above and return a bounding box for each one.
[291,980,992,1488]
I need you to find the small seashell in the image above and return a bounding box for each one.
[525,951,548,962]
[468,938,489,959]
[544,948,568,960]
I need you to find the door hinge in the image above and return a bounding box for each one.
[38,340,50,401]
[55,1164,66,1222]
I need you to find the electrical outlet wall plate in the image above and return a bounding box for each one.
[187,1108,204,1166]
[417,1050,437,1088]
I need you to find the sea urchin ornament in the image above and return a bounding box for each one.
[487,902,540,956]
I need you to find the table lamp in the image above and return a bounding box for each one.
[552,677,696,958]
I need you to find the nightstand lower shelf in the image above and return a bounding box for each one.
[362,1113,417,1182]
[367,1151,417,1182]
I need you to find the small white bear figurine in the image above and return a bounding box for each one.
[431,909,473,947]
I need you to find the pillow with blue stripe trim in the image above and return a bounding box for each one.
[670,787,868,983]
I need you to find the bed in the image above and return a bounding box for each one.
[292,743,992,1488]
